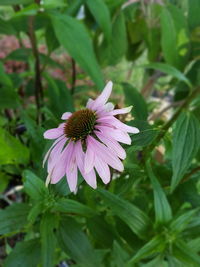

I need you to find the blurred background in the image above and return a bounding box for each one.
[0,0,200,266]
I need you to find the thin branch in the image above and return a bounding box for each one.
[71,58,76,95]
[142,86,200,161]
[181,166,200,184]
[28,16,43,123]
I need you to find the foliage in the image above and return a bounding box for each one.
[0,0,200,266]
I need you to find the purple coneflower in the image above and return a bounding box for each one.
[43,81,139,192]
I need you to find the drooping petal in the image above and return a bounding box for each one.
[61,112,72,120]
[43,127,64,139]
[109,106,133,116]
[43,136,66,167]
[47,138,67,173]
[66,144,78,192]
[84,136,95,174]
[90,81,113,110]
[95,130,126,160]
[95,125,131,145]
[75,141,97,189]
[88,136,124,172]
[51,141,73,184]
[94,156,110,184]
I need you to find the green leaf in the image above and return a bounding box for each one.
[128,235,164,264]
[160,5,189,70]
[4,239,41,267]
[44,74,74,117]
[86,0,111,41]
[0,203,29,235]
[173,239,200,266]
[40,213,56,267]
[188,0,200,30]
[23,170,48,200]
[0,62,13,87]
[0,128,29,165]
[122,83,148,120]
[0,18,16,35]
[146,161,172,224]
[170,209,198,234]
[143,62,191,87]
[171,112,200,191]
[50,13,104,89]
[53,198,96,217]
[0,0,33,5]
[111,241,129,267]
[57,216,101,267]
[97,188,150,238]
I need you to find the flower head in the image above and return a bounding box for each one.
[43,81,139,192]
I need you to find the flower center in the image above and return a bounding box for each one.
[64,109,96,140]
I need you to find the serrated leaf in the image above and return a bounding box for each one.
[40,213,56,267]
[122,83,148,120]
[86,0,111,41]
[171,112,200,191]
[97,188,150,238]
[50,13,104,89]
[143,62,191,87]
[146,161,172,224]
[0,203,29,235]
[23,170,48,200]
[53,198,96,217]
[4,239,40,267]
[57,216,101,267]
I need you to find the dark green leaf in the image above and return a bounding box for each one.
[86,0,111,41]
[173,239,200,266]
[146,161,172,224]
[188,0,200,30]
[97,188,150,238]
[53,198,96,217]
[57,216,101,267]
[128,235,164,264]
[51,13,104,89]
[122,83,148,120]
[40,213,56,267]
[4,239,41,267]
[111,241,129,267]
[0,18,16,35]
[0,0,33,5]
[171,112,200,191]
[0,203,29,235]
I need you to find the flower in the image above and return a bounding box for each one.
[43,81,139,192]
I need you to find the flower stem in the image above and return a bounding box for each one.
[142,86,200,161]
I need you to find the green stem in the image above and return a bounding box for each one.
[142,86,200,160]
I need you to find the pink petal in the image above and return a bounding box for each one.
[43,136,66,167]
[66,145,78,192]
[43,128,64,139]
[75,141,97,189]
[95,131,126,160]
[51,141,73,184]
[94,157,110,184]
[96,125,131,145]
[84,137,95,174]
[97,116,139,134]
[88,136,124,172]
[86,98,94,109]
[61,112,72,120]
[90,81,113,110]
[109,106,133,116]
[47,138,67,173]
